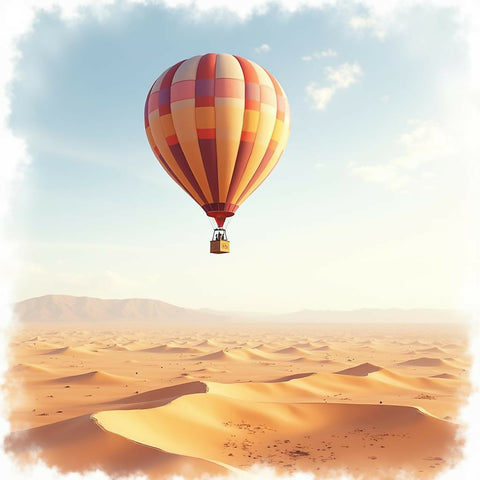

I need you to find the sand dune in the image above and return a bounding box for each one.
[102,344,132,351]
[228,347,277,361]
[431,373,460,380]
[19,341,60,351]
[369,368,464,394]
[267,372,315,383]
[193,339,219,348]
[398,357,450,367]
[274,346,310,355]
[47,370,134,385]
[195,347,275,362]
[8,363,52,375]
[193,367,229,374]
[335,362,382,376]
[254,343,284,352]
[5,413,226,478]
[293,341,319,349]
[194,349,233,361]
[40,346,98,356]
[106,381,208,407]
[93,394,459,477]
[140,344,202,354]
[442,343,462,349]
[289,356,311,363]
[418,346,448,354]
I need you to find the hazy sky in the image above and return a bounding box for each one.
[6,0,479,313]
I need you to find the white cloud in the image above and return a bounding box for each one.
[349,163,411,190]
[349,120,453,190]
[302,48,337,61]
[254,43,270,53]
[306,62,362,110]
[305,84,335,110]
[394,120,451,169]
[350,14,385,39]
[325,61,362,88]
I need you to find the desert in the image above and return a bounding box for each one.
[5,296,471,479]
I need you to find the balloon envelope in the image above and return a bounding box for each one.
[145,53,290,227]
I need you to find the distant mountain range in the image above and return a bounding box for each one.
[13,295,228,324]
[12,295,468,325]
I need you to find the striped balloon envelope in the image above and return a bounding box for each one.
[144,53,290,249]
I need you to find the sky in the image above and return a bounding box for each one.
[2,0,479,314]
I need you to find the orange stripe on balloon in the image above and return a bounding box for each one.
[245,99,260,111]
[241,131,256,142]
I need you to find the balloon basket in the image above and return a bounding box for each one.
[210,239,230,254]
[210,228,230,254]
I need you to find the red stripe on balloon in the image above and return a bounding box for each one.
[198,138,219,203]
[166,134,179,146]
[195,96,215,107]
[196,53,216,79]
[196,54,219,204]
[197,128,216,139]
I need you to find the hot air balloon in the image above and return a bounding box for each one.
[144,53,290,254]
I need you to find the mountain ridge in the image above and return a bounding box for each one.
[12,294,468,325]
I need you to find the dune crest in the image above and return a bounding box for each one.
[41,346,97,356]
[335,362,381,376]
[141,344,202,354]
[398,357,450,367]
[48,370,134,385]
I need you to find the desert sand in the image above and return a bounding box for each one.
[5,321,471,479]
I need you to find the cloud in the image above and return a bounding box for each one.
[349,120,453,190]
[301,48,337,61]
[305,84,334,111]
[349,163,411,190]
[254,43,270,53]
[306,62,362,110]
[325,62,362,88]
[349,14,385,39]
